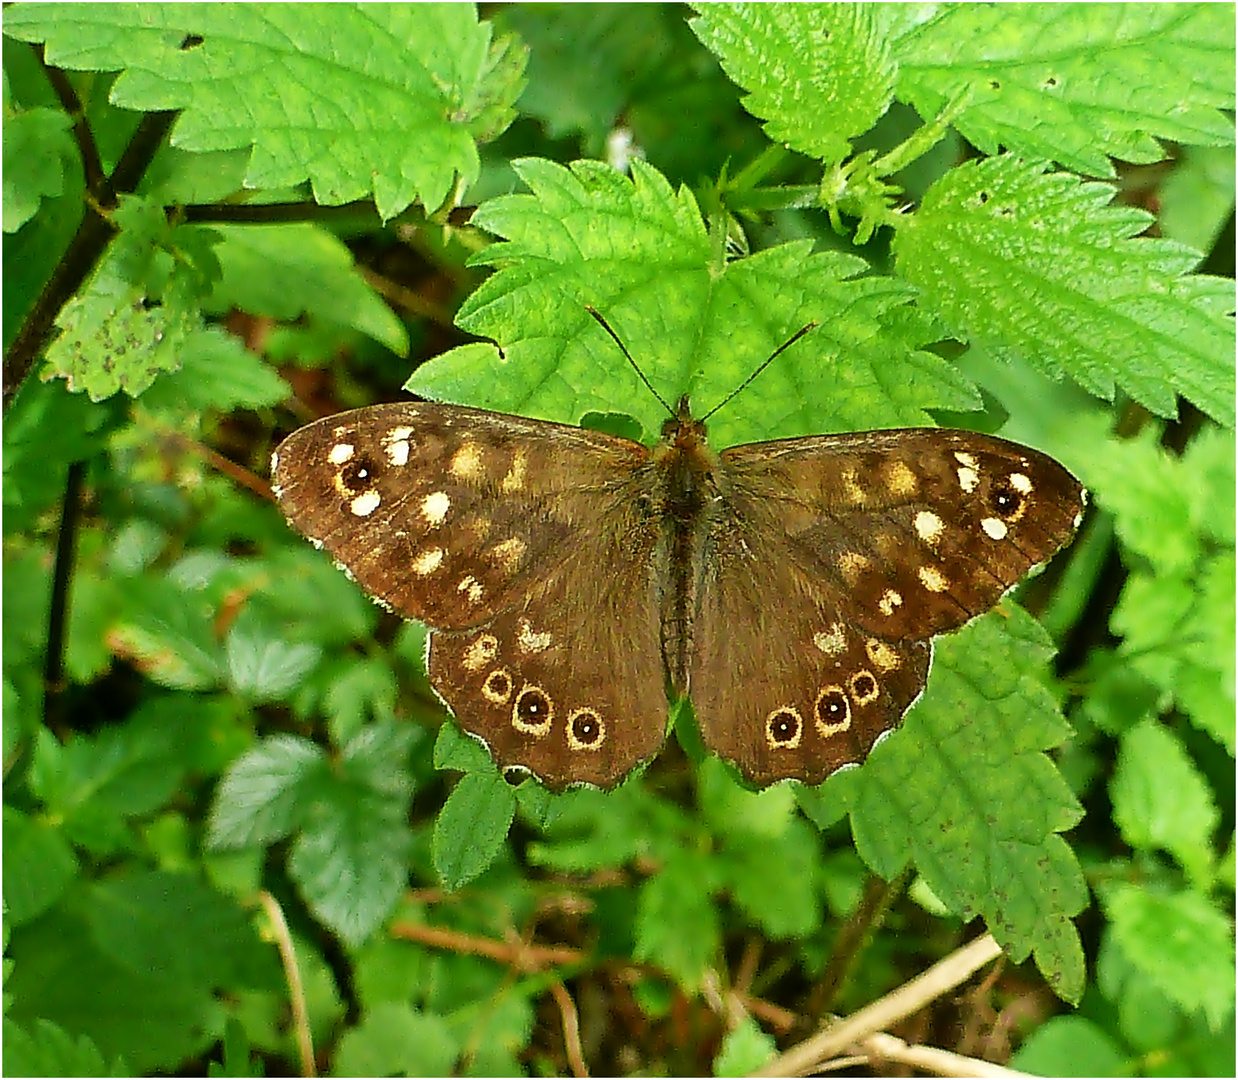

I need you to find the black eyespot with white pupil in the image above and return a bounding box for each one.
[570,713,600,745]
[817,690,847,723]
[341,455,379,489]
[990,481,1024,518]
[768,709,800,745]
[516,688,549,722]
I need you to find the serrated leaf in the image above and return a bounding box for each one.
[86,870,277,990]
[204,224,408,355]
[2,1017,130,1078]
[634,850,721,990]
[225,615,322,702]
[331,1001,458,1078]
[844,606,1088,1001]
[433,717,497,775]
[206,734,327,848]
[409,157,980,446]
[140,324,290,412]
[690,2,895,165]
[108,577,224,690]
[894,156,1235,426]
[433,771,517,891]
[3,104,76,233]
[1111,719,1219,884]
[1102,882,1235,1030]
[2,807,79,926]
[4,3,525,218]
[893,3,1236,178]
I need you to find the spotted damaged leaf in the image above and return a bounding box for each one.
[271,375,1084,790]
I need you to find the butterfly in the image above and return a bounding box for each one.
[271,319,1085,790]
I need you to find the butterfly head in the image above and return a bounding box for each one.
[661,395,708,448]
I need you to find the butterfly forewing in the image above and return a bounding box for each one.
[273,402,671,789]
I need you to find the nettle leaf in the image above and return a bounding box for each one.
[287,720,417,944]
[893,3,1235,178]
[635,849,722,991]
[3,103,76,233]
[2,1017,130,1078]
[432,771,517,892]
[1110,719,1219,885]
[139,323,290,412]
[894,155,1236,427]
[1101,882,1236,1031]
[4,2,527,218]
[203,224,408,356]
[843,606,1088,1002]
[409,157,980,447]
[689,2,895,165]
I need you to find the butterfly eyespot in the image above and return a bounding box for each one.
[512,684,553,737]
[566,708,606,751]
[848,671,880,706]
[482,669,513,704]
[340,455,380,490]
[814,687,851,736]
[989,477,1030,523]
[765,707,803,749]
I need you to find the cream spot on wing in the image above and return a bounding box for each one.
[865,638,902,671]
[517,618,552,654]
[421,491,451,526]
[500,449,528,493]
[957,465,980,493]
[412,547,444,575]
[490,537,526,571]
[1009,471,1033,494]
[878,589,903,616]
[383,426,414,467]
[914,510,945,545]
[814,623,847,656]
[463,634,499,671]
[457,575,484,603]
[482,668,513,704]
[918,565,950,592]
[328,443,354,465]
[982,517,1009,540]
[885,460,918,497]
[838,551,870,583]
[350,490,381,517]
[450,442,484,480]
[841,467,867,505]
[954,451,978,468]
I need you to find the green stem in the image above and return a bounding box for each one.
[872,83,976,177]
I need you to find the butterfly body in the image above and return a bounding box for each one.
[272,399,1084,790]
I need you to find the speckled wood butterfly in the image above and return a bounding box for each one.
[272,322,1085,790]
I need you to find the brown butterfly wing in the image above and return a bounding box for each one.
[691,428,1085,787]
[272,402,668,789]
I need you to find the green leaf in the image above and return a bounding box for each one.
[720,817,822,940]
[410,157,979,446]
[331,1001,458,1078]
[634,850,721,990]
[433,771,517,891]
[2,1017,130,1078]
[690,3,895,165]
[1102,882,1235,1031]
[5,3,526,218]
[894,155,1235,426]
[225,614,322,703]
[206,734,328,848]
[433,717,497,775]
[1008,1015,1126,1078]
[713,1015,777,1077]
[109,576,224,690]
[86,870,278,990]
[893,3,1236,178]
[2,807,79,926]
[1110,719,1219,884]
[3,104,76,233]
[845,607,1088,1001]
[1160,145,1237,256]
[204,224,409,355]
[288,721,417,944]
[139,324,290,412]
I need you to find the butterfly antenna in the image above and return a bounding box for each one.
[586,306,674,416]
[700,321,819,421]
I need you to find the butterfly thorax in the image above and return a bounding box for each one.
[651,397,725,695]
